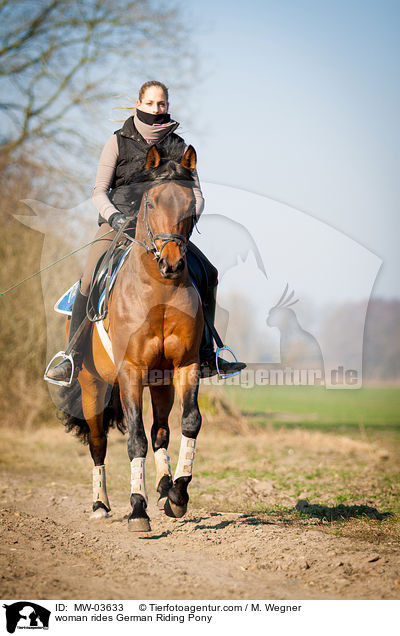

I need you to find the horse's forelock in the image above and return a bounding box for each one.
[135,158,195,186]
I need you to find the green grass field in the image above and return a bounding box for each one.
[196,385,400,543]
[218,385,400,436]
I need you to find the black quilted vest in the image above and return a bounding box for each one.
[98,116,187,224]
[112,115,186,188]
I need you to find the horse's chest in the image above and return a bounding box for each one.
[112,283,200,365]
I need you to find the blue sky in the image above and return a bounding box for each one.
[167,0,400,299]
[25,0,396,302]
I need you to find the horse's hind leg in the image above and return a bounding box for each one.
[165,363,202,519]
[118,363,150,532]
[79,371,111,519]
[149,383,174,509]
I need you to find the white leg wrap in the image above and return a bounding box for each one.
[130,457,148,504]
[174,435,196,481]
[154,448,172,488]
[92,465,110,510]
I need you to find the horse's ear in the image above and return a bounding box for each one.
[181,145,197,171]
[145,145,161,169]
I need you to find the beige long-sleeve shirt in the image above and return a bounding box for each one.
[92,134,205,222]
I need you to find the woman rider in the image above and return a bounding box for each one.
[45,81,245,383]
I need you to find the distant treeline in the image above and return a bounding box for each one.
[217,291,400,382]
[320,298,400,381]
[363,299,400,380]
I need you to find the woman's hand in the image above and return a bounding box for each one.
[109,213,126,232]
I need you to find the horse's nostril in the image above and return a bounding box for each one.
[158,258,173,276]
[158,257,184,278]
[159,258,172,274]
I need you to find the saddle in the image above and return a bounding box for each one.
[87,241,132,321]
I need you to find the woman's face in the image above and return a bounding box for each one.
[136,86,168,114]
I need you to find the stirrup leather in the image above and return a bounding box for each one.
[43,351,75,387]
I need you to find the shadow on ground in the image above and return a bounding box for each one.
[151,504,394,537]
[295,499,393,521]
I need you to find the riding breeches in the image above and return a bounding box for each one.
[80,223,117,295]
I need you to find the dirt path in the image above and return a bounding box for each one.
[1,426,399,600]
[0,420,400,600]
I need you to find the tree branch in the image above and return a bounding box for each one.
[0,0,198,166]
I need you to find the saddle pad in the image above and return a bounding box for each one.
[54,281,80,315]
[54,247,132,316]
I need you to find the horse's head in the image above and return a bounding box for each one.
[136,145,197,279]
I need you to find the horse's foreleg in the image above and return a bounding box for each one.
[166,363,201,518]
[79,371,111,519]
[149,383,174,508]
[118,363,150,532]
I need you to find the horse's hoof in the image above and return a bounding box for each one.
[90,507,110,520]
[157,475,172,510]
[164,498,187,518]
[157,494,168,510]
[128,517,151,532]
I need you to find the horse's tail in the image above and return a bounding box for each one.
[57,381,126,445]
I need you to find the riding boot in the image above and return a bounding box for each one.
[45,285,91,384]
[199,283,246,378]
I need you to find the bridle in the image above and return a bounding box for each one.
[125,185,196,261]
[143,190,192,259]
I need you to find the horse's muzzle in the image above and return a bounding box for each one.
[158,257,185,279]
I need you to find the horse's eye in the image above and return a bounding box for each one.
[147,201,154,209]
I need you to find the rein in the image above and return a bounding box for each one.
[0,230,114,297]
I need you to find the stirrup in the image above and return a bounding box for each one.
[43,351,75,387]
[216,345,243,379]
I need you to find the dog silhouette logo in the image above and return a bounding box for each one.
[3,602,50,633]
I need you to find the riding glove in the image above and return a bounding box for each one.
[109,212,126,232]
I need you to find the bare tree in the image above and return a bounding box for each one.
[0,0,197,169]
